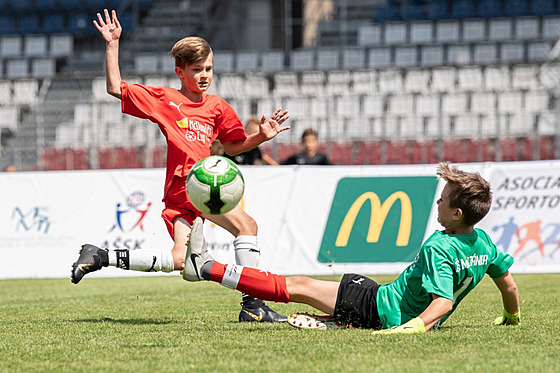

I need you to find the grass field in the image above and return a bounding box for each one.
[1,273,559,372]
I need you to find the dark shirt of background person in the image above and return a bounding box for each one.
[225,116,279,165]
[281,128,330,165]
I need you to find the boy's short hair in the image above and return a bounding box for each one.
[301,128,318,142]
[437,162,492,226]
[169,37,213,68]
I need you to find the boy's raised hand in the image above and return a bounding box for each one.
[259,108,290,140]
[93,9,122,43]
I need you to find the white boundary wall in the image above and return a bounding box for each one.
[1,160,559,280]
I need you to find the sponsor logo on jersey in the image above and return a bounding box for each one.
[318,177,437,263]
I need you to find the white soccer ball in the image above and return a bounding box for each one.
[186,155,245,215]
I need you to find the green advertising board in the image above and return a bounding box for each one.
[318,177,438,263]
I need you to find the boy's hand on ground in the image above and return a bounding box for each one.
[93,9,122,43]
[372,317,426,335]
[493,309,520,326]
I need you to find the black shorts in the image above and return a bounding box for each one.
[334,273,383,329]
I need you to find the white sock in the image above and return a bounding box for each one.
[233,235,260,268]
[108,249,174,272]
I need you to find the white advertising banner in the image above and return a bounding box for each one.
[0,160,558,280]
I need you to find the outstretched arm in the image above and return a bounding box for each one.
[222,108,290,155]
[93,9,123,99]
[492,271,520,325]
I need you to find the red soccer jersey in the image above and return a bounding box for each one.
[120,81,246,197]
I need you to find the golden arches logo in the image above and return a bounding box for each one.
[335,191,412,247]
[176,118,189,128]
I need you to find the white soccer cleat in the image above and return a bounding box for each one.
[287,312,347,330]
[182,217,213,282]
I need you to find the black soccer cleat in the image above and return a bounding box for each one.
[71,244,108,284]
[239,301,288,323]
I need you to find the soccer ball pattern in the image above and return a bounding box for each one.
[186,156,244,215]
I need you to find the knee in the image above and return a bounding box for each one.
[236,215,258,236]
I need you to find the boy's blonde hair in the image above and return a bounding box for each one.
[169,37,213,68]
[437,162,492,226]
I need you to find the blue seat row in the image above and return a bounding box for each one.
[0,12,134,35]
[0,0,152,12]
[374,0,559,22]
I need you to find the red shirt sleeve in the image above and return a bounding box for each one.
[121,81,164,119]
[214,97,246,143]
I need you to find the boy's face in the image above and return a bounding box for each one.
[175,53,213,94]
[302,134,318,156]
[436,183,461,228]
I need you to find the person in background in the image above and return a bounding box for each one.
[226,116,279,165]
[281,128,330,165]
[3,165,16,172]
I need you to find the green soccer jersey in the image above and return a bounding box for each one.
[376,228,513,329]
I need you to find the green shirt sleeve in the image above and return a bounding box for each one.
[486,246,514,278]
[417,244,454,300]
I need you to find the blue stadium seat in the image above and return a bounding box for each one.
[0,15,14,34]
[451,0,476,19]
[60,0,84,10]
[43,14,66,34]
[505,0,528,16]
[138,0,155,9]
[86,0,106,10]
[17,14,41,34]
[68,13,92,34]
[478,0,503,18]
[10,0,33,12]
[400,0,425,20]
[427,0,449,20]
[373,2,399,22]
[36,0,58,11]
[110,0,125,8]
[0,0,7,11]
[530,0,556,15]
[118,12,134,30]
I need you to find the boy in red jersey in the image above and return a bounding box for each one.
[71,9,290,323]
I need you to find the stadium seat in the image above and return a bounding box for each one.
[447,45,471,65]
[213,51,234,73]
[416,95,439,116]
[31,58,56,78]
[6,59,29,79]
[378,69,403,94]
[86,0,106,10]
[405,69,430,93]
[512,66,538,90]
[431,67,456,92]
[471,92,496,115]
[0,80,12,105]
[316,49,340,70]
[243,73,269,99]
[543,16,560,39]
[484,65,510,91]
[373,1,399,22]
[336,96,361,117]
[410,21,433,44]
[527,42,551,62]
[290,49,315,71]
[284,97,309,119]
[530,0,556,16]
[394,47,417,67]
[442,139,465,163]
[525,91,550,113]
[17,15,41,34]
[457,67,483,92]
[386,140,410,164]
[0,105,18,130]
[0,15,14,34]
[326,70,351,95]
[345,116,371,139]
[384,22,407,45]
[357,24,381,46]
[56,125,80,147]
[24,35,48,57]
[462,19,486,42]
[489,19,512,41]
[504,0,528,17]
[236,50,259,72]
[500,43,525,63]
[49,34,73,57]
[509,113,535,136]
[301,71,325,96]
[454,114,478,137]
[42,148,65,171]
[261,50,284,72]
[363,95,385,117]
[68,13,93,34]
[97,148,115,169]
[60,0,85,10]
[368,47,391,68]
[10,0,33,11]
[351,70,376,94]
[68,148,90,170]
[478,0,503,18]
[342,48,365,69]
[135,54,159,73]
[427,0,449,20]
[217,74,244,99]
[43,14,66,34]
[515,17,540,40]
[498,92,523,114]
[442,93,467,115]
[273,72,299,97]
[401,0,425,20]
[309,97,328,119]
[143,75,168,87]
[473,43,498,64]
[0,35,22,58]
[537,111,556,135]
[436,20,460,43]
[451,0,476,19]
[500,137,520,161]
[388,94,414,116]
[36,0,58,11]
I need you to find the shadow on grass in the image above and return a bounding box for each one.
[72,317,175,325]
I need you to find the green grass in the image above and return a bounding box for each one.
[1,274,559,372]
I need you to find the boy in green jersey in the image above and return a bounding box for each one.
[183,163,520,333]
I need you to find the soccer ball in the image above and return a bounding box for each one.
[186,155,245,215]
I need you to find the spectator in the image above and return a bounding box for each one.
[3,165,16,172]
[281,128,330,165]
[226,116,279,165]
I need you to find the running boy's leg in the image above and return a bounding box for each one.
[202,206,287,322]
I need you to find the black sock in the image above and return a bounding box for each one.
[97,249,109,267]
[242,294,264,308]
[200,260,214,280]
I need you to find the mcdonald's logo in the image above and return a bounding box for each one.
[318,176,437,263]
[335,191,412,248]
